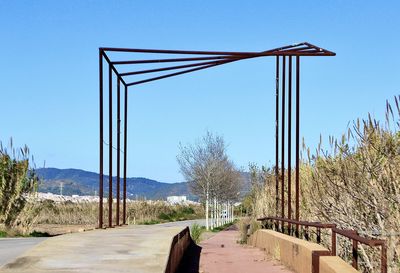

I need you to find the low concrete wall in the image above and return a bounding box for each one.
[249,229,327,273]
[249,229,359,273]
[164,227,192,273]
[320,256,359,273]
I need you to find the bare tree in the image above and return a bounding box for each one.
[177,131,242,229]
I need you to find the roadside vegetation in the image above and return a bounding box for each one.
[0,140,39,236]
[177,131,242,230]
[190,219,239,244]
[242,96,400,273]
[0,199,204,236]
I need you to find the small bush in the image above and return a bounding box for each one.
[190,223,203,243]
[237,218,250,244]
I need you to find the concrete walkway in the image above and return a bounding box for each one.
[0,225,184,273]
[0,238,47,267]
[199,226,294,273]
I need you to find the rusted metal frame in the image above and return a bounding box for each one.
[100,43,306,55]
[281,56,286,233]
[305,225,310,241]
[102,43,335,58]
[108,64,113,228]
[332,229,337,255]
[123,84,128,225]
[312,250,332,273]
[332,228,385,247]
[101,51,129,228]
[316,227,321,243]
[303,42,336,56]
[116,79,121,226]
[119,59,237,76]
[124,51,277,87]
[125,58,241,86]
[280,45,310,52]
[258,217,335,229]
[99,49,104,229]
[111,56,229,65]
[332,227,387,273]
[102,47,257,55]
[276,51,334,56]
[102,51,127,86]
[352,235,358,270]
[259,217,336,243]
[288,56,292,235]
[122,51,334,87]
[275,56,280,229]
[295,48,319,53]
[381,244,387,273]
[295,56,300,237]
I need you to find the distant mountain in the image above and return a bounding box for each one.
[36,168,251,200]
[35,168,196,200]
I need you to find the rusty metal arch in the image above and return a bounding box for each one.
[98,42,335,230]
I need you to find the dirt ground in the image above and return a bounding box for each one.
[32,224,96,236]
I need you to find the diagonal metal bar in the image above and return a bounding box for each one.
[125,58,242,86]
[303,42,336,55]
[119,59,237,76]
[101,51,127,86]
[123,46,321,87]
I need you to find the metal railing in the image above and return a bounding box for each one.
[257,216,387,273]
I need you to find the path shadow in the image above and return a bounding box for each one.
[176,240,202,273]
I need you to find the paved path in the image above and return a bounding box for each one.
[0,238,47,267]
[198,226,294,273]
[0,225,184,273]
[0,218,205,270]
[157,218,206,228]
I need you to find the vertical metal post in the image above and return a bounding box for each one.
[317,227,321,243]
[116,79,121,226]
[295,56,300,237]
[275,56,279,223]
[123,85,128,225]
[305,226,309,241]
[352,238,358,270]
[281,56,286,232]
[108,65,113,228]
[381,244,387,273]
[288,56,292,234]
[99,49,104,229]
[331,229,336,255]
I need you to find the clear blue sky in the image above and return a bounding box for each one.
[1,1,399,182]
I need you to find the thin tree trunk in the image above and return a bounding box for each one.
[206,190,209,230]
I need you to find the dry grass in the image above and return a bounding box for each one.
[247,96,400,273]
[10,199,204,234]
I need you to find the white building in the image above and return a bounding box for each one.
[167,195,187,204]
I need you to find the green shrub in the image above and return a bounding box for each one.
[190,223,203,243]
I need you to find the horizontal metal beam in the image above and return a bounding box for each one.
[111,56,230,65]
[102,42,335,88]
